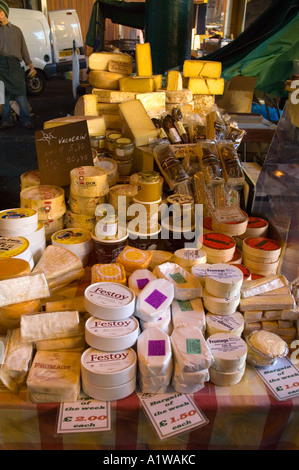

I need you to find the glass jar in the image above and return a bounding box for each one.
[90,134,106,151]
[106,132,122,156]
[114,137,134,161]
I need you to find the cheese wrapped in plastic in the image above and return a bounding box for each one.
[128,269,157,297]
[20,311,82,342]
[26,350,81,403]
[171,298,205,331]
[172,362,209,394]
[35,334,85,352]
[241,274,289,299]
[245,330,288,367]
[137,328,172,377]
[170,326,214,372]
[153,262,203,300]
[0,273,50,308]
[135,278,174,322]
[0,329,34,391]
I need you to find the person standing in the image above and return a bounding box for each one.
[0,1,36,129]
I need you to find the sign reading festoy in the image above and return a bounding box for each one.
[35,120,94,187]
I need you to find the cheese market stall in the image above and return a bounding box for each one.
[0,47,299,450]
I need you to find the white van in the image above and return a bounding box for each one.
[8,8,86,95]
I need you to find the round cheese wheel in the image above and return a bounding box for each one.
[84,282,135,320]
[0,208,38,235]
[209,364,245,386]
[70,166,109,197]
[206,311,244,337]
[174,248,207,269]
[203,288,240,316]
[211,214,248,237]
[85,316,139,351]
[205,263,243,298]
[234,264,251,281]
[200,232,236,263]
[243,237,281,261]
[0,258,31,280]
[242,217,269,238]
[207,333,247,372]
[82,376,136,401]
[20,185,66,221]
[0,236,33,269]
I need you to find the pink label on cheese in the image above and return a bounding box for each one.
[145,289,167,310]
[148,340,166,356]
[137,278,150,290]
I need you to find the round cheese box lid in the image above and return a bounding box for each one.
[84,282,135,320]
[243,237,281,260]
[207,333,247,372]
[81,347,137,387]
[85,316,139,351]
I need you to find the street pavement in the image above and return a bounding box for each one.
[0,78,76,210]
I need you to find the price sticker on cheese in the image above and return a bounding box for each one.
[255,357,299,401]
[137,391,208,440]
[57,394,111,433]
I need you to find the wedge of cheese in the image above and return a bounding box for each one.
[135,91,166,118]
[136,42,153,76]
[33,245,84,291]
[88,51,132,71]
[183,60,222,78]
[118,99,158,146]
[74,94,99,116]
[186,77,224,95]
[167,70,183,91]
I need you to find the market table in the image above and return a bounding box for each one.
[0,268,298,451]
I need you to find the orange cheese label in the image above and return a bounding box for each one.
[201,233,235,250]
[235,264,251,280]
[244,237,280,252]
[247,217,268,229]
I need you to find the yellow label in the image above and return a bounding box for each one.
[0,237,29,257]
[124,248,147,262]
[52,229,91,245]
[98,264,122,278]
[0,208,36,219]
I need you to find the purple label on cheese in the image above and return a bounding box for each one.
[148,340,166,356]
[144,289,167,310]
[137,278,150,290]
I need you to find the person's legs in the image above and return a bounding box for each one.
[15,95,33,128]
[0,92,13,128]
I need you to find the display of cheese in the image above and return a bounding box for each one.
[43,115,106,136]
[118,99,158,146]
[153,262,203,300]
[33,245,84,291]
[135,42,153,76]
[166,70,183,91]
[137,327,172,375]
[170,326,214,372]
[0,258,31,280]
[0,328,33,391]
[27,350,81,403]
[128,268,157,296]
[171,298,205,331]
[203,288,241,316]
[89,70,129,90]
[20,310,82,342]
[88,51,133,71]
[135,278,174,322]
[0,272,50,308]
[186,77,224,95]
[183,60,222,79]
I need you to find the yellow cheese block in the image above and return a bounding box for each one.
[43,115,106,136]
[135,91,166,118]
[91,263,127,285]
[118,99,159,146]
[119,75,162,93]
[164,88,193,104]
[89,70,128,90]
[136,42,153,76]
[108,59,133,75]
[116,246,152,273]
[166,70,183,91]
[183,60,222,78]
[88,51,132,71]
[187,77,224,95]
[97,102,119,115]
[92,88,136,103]
[74,94,98,116]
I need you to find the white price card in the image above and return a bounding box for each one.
[255,357,299,401]
[57,394,111,433]
[211,206,247,224]
[137,391,208,440]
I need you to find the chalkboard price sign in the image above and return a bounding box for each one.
[35,120,94,187]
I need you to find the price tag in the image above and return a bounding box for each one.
[56,394,111,433]
[138,390,208,440]
[211,206,247,224]
[254,357,299,401]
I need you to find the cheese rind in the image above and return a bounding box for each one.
[89,70,128,90]
[88,52,132,71]
[0,273,50,307]
[166,70,183,91]
[187,78,224,95]
[183,60,222,79]
[20,310,82,342]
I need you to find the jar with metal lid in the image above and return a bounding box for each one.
[106,132,122,156]
[90,134,106,151]
[114,137,134,161]
[130,171,163,203]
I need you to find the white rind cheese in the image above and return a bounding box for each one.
[128,269,157,297]
[153,262,203,300]
[20,310,82,342]
[205,263,243,298]
[0,272,50,307]
[137,328,172,377]
[170,326,214,372]
[171,298,205,331]
[135,278,174,322]
[203,288,240,316]
[207,333,247,372]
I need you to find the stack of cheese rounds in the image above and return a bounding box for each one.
[242,237,282,276]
